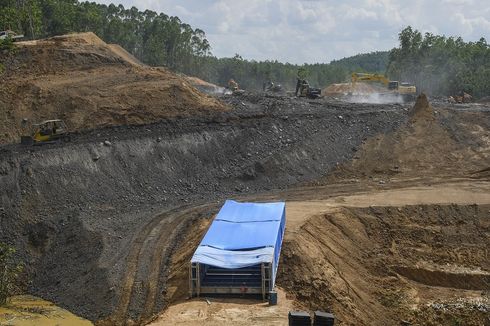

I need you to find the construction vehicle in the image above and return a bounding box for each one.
[224,79,245,95]
[21,120,70,145]
[351,73,417,100]
[296,79,322,99]
[0,30,24,41]
[263,81,283,93]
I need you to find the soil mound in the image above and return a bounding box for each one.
[329,96,490,180]
[323,82,383,96]
[185,76,223,94]
[409,93,434,121]
[0,32,227,144]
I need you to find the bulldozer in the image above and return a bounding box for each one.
[21,119,71,145]
[351,73,417,101]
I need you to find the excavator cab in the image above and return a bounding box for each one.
[388,81,399,90]
[21,119,70,145]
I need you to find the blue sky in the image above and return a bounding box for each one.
[97,0,490,64]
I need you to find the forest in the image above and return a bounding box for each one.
[387,26,490,98]
[1,0,489,96]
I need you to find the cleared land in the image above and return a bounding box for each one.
[0,33,489,326]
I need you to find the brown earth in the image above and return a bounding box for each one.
[152,95,490,325]
[185,76,223,94]
[322,82,384,96]
[328,94,490,181]
[0,32,227,144]
[1,39,489,326]
[279,203,489,326]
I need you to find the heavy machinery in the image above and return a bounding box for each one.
[223,79,245,95]
[0,30,24,41]
[21,120,70,145]
[263,80,283,93]
[296,79,322,99]
[351,73,417,100]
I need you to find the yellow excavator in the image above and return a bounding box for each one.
[21,119,71,145]
[351,73,417,100]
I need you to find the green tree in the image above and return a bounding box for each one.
[387,26,490,98]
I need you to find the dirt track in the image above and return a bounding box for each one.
[150,180,490,325]
[1,34,489,325]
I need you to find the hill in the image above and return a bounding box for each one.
[0,33,227,144]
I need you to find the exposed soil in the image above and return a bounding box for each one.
[0,92,409,324]
[0,33,226,144]
[323,82,384,96]
[327,94,490,182]
[0,33,489,326]
[279,204,489,326]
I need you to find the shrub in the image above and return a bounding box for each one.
[0,242,24,306]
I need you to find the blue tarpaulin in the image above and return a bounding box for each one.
[192,200,286,276]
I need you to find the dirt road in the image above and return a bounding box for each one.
[150,178,489,325]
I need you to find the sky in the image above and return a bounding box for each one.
[97,0,490,64]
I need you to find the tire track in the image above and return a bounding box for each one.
[99,206,189,325]
[99,203,216,325]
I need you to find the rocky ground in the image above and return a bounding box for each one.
[0,91,411,324]
[1,33,489,326]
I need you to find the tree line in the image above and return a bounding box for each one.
[1,0,488,97]
[387,26,490,98]
[194,51,389,91]
[0,0,388,90]
[1,0,211,72]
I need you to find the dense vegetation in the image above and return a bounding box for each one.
[0,0,387,89]
[387,26,490,98]
[195,52,389,90]
[1,0,489,96]
[1,0,211,72]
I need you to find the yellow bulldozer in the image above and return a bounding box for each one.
[21,119,71,145]
[351,73,417,100]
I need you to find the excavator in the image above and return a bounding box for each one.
[21,119,71,145]
[351,73,417,101]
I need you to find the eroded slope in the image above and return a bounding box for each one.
[0,33,226,144]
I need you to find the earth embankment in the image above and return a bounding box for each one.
[0,32,226,144]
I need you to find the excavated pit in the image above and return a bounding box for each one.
[278,204,490,326]
[0,99,407,323]
[1,91,489,325]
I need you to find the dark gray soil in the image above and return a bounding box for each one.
[0,92,440,322]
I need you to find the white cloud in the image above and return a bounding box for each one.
[96,0,490,64]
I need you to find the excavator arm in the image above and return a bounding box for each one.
[351,73,390,85]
